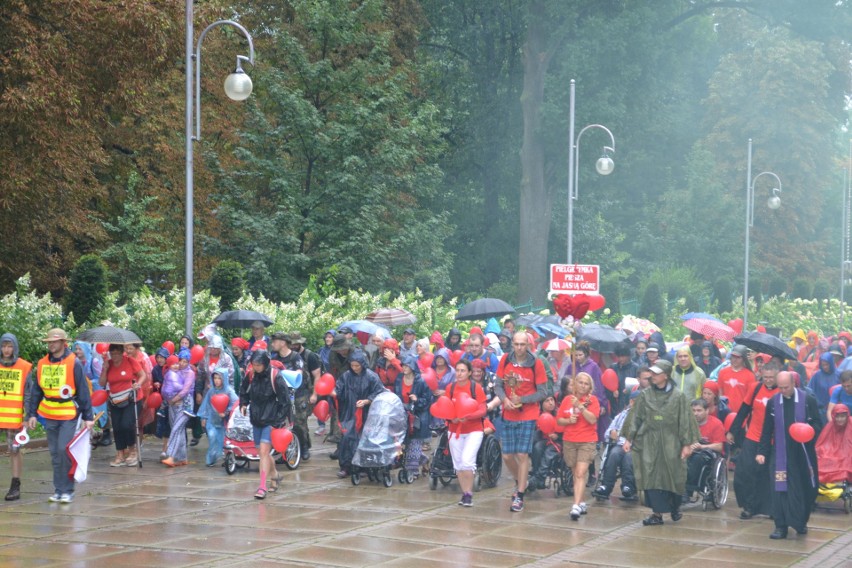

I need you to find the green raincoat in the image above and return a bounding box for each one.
[622,379,699,494]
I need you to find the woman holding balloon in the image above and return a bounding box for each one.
[239,350,292,499]
[198,367,238,467]
[557,371,600,521]
[440,359,486,507]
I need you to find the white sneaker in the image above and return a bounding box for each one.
[59,493,74,504]
[48,493,61,503]
[314,426,326,436]
[570,504,582,521]
[579,502,588,514]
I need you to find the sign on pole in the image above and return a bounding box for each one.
[550,264,600,294]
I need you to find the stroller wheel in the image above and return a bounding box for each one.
[473,471,482,493]
[351,473,361,486]
[429,475,438,490]
[439,476,453,487]
[224,452,236,475]
[383,472,393,488]
[398,469,407,484]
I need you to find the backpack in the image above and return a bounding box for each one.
[498,352,554,399]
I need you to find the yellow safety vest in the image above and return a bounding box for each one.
[0,358,32,428]
[37,354,78,421]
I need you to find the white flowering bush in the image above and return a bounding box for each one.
[0,275,65,362]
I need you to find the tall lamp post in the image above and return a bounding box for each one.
[841,139,852,329]
[743,138,782,331]
[566,79,615,264]
[185,0,255,335]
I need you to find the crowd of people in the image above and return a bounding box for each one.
[1,316,851,539]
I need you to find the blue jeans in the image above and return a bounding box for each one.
[205,422,225,465]
[600,444,636,495]
[45,418,77,495]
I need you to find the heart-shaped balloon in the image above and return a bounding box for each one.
[430,396,456,420]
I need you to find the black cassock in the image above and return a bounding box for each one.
[758,390,821,532]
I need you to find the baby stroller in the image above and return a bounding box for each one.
[428,424,502,491]
[223,405,301,474]
[351,391,407,488]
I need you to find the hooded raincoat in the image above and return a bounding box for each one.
[808,353,839,420]
[198,366,239,466]
[335,352,385,470]
[394,356,433,440]
[622,378,699,496]
[0,333,33,429]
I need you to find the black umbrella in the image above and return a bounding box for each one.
[76,326,142,345]
[575,323,630,354]
[212,310,274,329]
[454,298,516,321]
[733,331,798,361]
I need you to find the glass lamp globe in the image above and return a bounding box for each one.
[767,193,781,210]
[224,70,253,101]
[595,155,615,176]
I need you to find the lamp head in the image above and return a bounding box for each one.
[224,65,253,101]
[767,188,781,210]
[596,155,614,176]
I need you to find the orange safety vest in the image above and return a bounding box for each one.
[37,353,78,421]
[0,359,32,429]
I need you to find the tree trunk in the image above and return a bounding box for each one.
[517,1,552,306]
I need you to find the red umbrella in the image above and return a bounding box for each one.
[542,338,572,352]
[683,318,736,342]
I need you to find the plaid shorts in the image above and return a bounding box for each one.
[501,419,536,454]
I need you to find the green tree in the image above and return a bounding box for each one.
[640,282,666,323]
[714,277,734,313]
[210,0,451,301]
[209,260,246,311]
[792,279,813,300]
[767,274,787,298]
[100,171,177,299]
[65,255,110,325]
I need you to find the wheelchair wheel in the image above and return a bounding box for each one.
[224,452,236,475]
[473,471,482,493]
[439,476,453,487]
[556,464,574,497]
[478,434,502,488]
[284,438,301,470]
[711,457,729,509]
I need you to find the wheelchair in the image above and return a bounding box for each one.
[545,447,574,497]
[429,426,502,491]
[816,481,852,514]
[692,449,728,511]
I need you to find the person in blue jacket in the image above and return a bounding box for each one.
[394,356,433,479]
[198,367,239,467]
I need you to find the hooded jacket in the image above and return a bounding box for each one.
[444,328,462,352]
[394,356,433,439]
[198,366,239,426]
[0,333,34,428]
[239,355,292,428]
[433,347,456,388]
[808,352,839,417]
[336,352,384,427]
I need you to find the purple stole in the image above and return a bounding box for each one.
[772,388,806,491]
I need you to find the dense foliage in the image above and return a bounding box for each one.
[1,1,850,310]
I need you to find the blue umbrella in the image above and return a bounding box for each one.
[680,312,723,324]
[532,322,568,339]
[337,320,391,338]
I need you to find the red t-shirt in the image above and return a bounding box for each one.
[105,355,142,393]
[743,383,777,443]
[717,367,756,413]
[699,415,726,446]
[401,382,412,404]
[558,395,600,443]
[447,381,487,435]
[497,354,547,422]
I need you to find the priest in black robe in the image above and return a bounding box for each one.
[756,371,821,539]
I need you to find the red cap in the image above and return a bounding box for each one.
[231,338,250,350]
[165,355,179,367]
[703,381,720,394]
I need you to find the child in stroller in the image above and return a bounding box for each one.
[350,391,408,487]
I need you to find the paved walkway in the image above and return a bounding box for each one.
[0,432,849,568]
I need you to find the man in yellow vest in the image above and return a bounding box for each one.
[26,328,93,504]
[0,333,33,500]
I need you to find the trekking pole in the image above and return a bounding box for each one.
[132,380,143,468]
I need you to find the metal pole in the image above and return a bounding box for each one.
[567,79,576,265]
[744,138,753,331]
[842,167,848,330]
[185,0,194,337]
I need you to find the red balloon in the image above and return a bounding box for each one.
[315,373,335,396]
[189,345,204,365]
[149,354,157,368]
[211,393,230,414]
[723,412,736,432]
[422,368,439,391]
[586,294,606,312]
[146,392,163,410]
[271,427,294,454]
[90,389,108,407]
[756,325,766,333]
[162,340,175,356]
[728,318,744,335]
[553,294,574,319]
[95,343,108,355]
[453,387,470,400]
[454,396,479,419]
[418,353,435,371]
[601,368,619,392]
[430,395,456,420]
[789,422,815,443]
[449,350,463,367]
[313,400,330,422]
[537,412,556,435]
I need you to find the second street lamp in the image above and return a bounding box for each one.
[743,138,782,331]
[566,79,615,265]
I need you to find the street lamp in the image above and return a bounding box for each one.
[841,139,852,329]
[743,138,782,331]
[567,79,615,264]
[185,0,255,335]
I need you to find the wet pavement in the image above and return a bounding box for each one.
[0,429,849,568]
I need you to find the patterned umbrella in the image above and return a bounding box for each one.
[365,308,417,327]
[542,338,572,352]
[616,315,661,337]
[683,318,736,342]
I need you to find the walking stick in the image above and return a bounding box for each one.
[132,381,143,468]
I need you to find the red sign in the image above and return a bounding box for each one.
[550,264,600,294]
